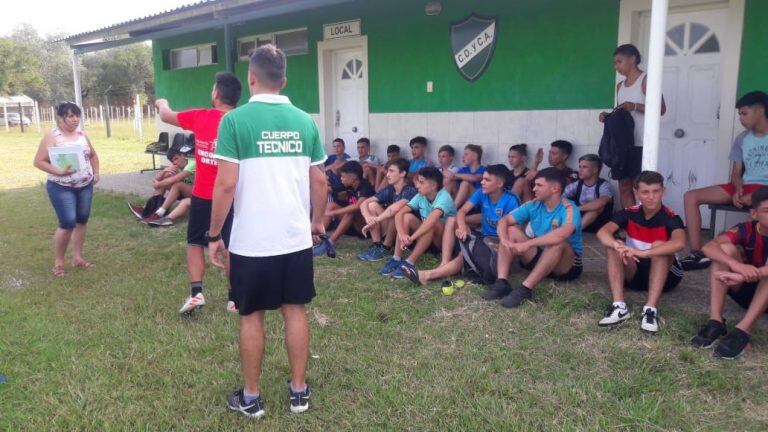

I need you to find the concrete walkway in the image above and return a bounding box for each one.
[96,171,156,198]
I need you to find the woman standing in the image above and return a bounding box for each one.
[33,102,99,277]
[599,44,665,208]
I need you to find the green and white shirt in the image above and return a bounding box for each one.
[214,94,326,257]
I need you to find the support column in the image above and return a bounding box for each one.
[71,50,84,130]
[641,0,669,171]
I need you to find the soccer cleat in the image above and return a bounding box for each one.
[227,389,265,418]
[714,328,751,359]
[691,319,727,349]
[500,284,533,308]
[357,244,386,261]
[127,202,144,219]
[288,382,311,414]
[379,258,402,276]
[142,213,161,224]
[391,261,415,279]
[640,309,660,333]
[402,263,422,286]
[179,293,205,314]
[598,304,631,327]
[226,300,238,314]
[147,216,173,227]
[312,241,328,257]
[680,251,711,271]
[483,279,511,300]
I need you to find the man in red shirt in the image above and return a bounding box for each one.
[155,72,242,314]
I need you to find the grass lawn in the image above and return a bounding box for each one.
[2,127,768,430]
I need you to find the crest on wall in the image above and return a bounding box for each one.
[450,13,499,82]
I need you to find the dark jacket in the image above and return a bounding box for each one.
[599,108,635,172]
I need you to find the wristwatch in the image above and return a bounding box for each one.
[204,230,222,243]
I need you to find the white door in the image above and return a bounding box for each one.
[639,8,728,224]
[332,48,367,148]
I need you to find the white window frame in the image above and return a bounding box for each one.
[169,43,218,70]
[237,27,309,61]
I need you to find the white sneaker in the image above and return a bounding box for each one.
[598,304,631,327]
[640,309,660,333]
[226,300,238,314]
[179,293,205,314]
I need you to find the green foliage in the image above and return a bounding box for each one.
[0,34,45,96]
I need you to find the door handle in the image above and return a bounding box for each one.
[335,110,340,127]
[352,126,358,133]
[674,128,685,138]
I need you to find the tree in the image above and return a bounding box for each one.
[0,36,46,97]
[81,44,154,106]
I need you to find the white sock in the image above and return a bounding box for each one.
[643,305,657,314]
[155,207,166,217]
[613,301,627,310]
[405,259,415,266]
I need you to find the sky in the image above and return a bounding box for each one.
[1,0,193,38]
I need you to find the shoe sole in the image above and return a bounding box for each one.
[180,304,205,315]
[228,404,265,418]
[402,266,422,286]
[499,298,531,308]
[290,403,309,414]
[127,202,143,219]
[714,343,750,360]
[598,316,631,327]
[640,327,659,334]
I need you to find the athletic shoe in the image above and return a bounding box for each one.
[691,319,727,349]
[179,293,205,314]
[680,251,711,271]
[226,301,238,314]
[379,258,402,276]
[482,279,511,300]
[142,213,161,224]
[500,284,533,308]
[598,304,631,327]
[147,216,173,227]
[401,263,422,285]
[391,261,415,279]
[227,389,265,418]
[714,328,751,359]
[357,244,385,261]
[127,202,144,219]
[312,241,328,257]
[640,309,660,333]
[288,382,311,414]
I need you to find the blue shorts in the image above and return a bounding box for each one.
[46,181,93,230]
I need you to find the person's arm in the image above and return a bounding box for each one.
[579,196,611,212]
[702,235,747,270]
[455,201,475,239]
[360,197,378,221]
[371,199,409,225]
[454,172,483,182]
[310,165,328,237]
[33,132,73,176]
[208,159,238,268]
[155,99,180,127]
[410,208,444,241]
[634,229,686,258]
[85,136,100,183]
[525,223,575,248]
[326,197,368,217]
[730,161,744,189]
[497,213,521,251]
[394,204,412,236]
[596,221,621,248]
[154,170,190,188]
[638,76,667,115]
[525,149,544,181]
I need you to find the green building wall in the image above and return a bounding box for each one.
[737,0,768,97]
[153,0,619,113]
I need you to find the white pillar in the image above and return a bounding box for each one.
[71,50,83,130]
[3,103,8,132]
[33,100,41,132]
[99,105,105,128]
[641,0,669,172]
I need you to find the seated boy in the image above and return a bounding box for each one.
[407,136,435,181]
[403,164,519,285]
[525,140,579,185]
[358,158,417,261]
[378,167,456,278]
[445,144,486,208]
[128,148,194,224]
[690,186,768,359]
[375,144,403,190]
[352,137,382,185]
[437,145,460,195]
[486,167,583,308]
[325,138,351,196]
[681,91,768,270]
[314,161,375,256]
[564,154,615,233]
[595,171,685,333]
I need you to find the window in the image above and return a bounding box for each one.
[237,28,308,60]
[170,44,217,69]
[665,22,720,57]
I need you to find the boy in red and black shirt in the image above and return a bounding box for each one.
[691,186,768,359]
[596,171,686,334]
[155,72,242,314]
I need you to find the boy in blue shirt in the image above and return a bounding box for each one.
[380,167,456,278]
[446,144,486,207]
[403,164,519,285]
[358,158,417,261]
[487,167,583,308]
[407,136,435,180]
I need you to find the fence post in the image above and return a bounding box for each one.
[34,100,41,133]
[2,103,8,132]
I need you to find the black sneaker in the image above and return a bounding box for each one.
[482,279,511,300]
[499,284,533,308]
[691,319,727,349]
[227,389,265,418]
[680,251,711,271]
[289,382,311,414]
[714,328,751,360]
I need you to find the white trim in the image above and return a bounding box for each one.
[249,94,291,104]
[316,35,369,149]
[213,154,240,164]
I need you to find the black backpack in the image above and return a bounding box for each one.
[573,178,605,206]
[458,233,499,285]
[599,108,634,172]
[140,195,165,219]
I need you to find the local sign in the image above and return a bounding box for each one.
[450,13,499,82]
[324,20,361,40]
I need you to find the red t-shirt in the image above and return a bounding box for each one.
[177,109,226,199]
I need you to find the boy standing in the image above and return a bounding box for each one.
[596,171,685,333]
[691,186,768,358]
[358,158,417,261]
[564,154,614,233]
[487,168,583,308]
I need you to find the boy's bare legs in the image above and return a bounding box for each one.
[683,185,731,251]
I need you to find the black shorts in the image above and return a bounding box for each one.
[521,247,583,281]
[229,248,316,314]
[187,195,233,247]
[610,146,643,181]
[581,204,614,233]
[727,282,764,310]
[627,258,683,292]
